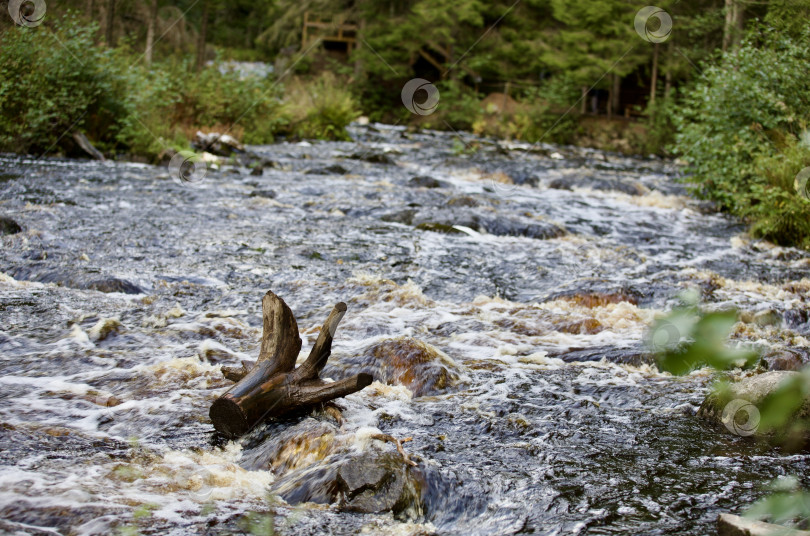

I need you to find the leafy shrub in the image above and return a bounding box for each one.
[281,73,360,141]
[0,14,335,157]
[744,139,810,247]
[517,73,582,145]
[673,29,810,248]
[423,79,482,132]
[0,16,117,154]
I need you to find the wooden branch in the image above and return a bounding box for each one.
[209,291,371,438]
[370,433,417,466]
[292,302,347,382]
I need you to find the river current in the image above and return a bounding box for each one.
[1,123,809,535]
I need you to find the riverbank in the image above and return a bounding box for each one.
[6,15,810,254]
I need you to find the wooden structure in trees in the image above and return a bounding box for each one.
[301,11,360,53]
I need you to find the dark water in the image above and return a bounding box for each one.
[1,123,809,535]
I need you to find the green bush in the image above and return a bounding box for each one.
[424,79,482,132]
[0,14,325,158]
[281,73,360,141]
[518,74,582,145]
[0,16,116,154]
[673,29,810,248]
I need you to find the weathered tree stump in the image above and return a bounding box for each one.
[210,291,372,438]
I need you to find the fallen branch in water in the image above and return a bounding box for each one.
[209,291,372,438]
[370,433,417,466]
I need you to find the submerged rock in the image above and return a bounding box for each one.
[349,151,395,165]
[0,216,22,236]
[407,176,445,188]
[269,449,425,516]
[547,175,647,196]
[83,278,142,294]
[761,348,805,371]
[327,337,461,397]
[306,164,349,175]
[409,207,565,240]
[337,452,423,514]
[249,189,277,199]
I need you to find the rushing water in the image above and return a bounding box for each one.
[1,123,809,535]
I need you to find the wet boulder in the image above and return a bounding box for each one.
[476,215,565,240]
[0,216,22,236]
[349,151,395,165]
[410,207,565,240]
[337,452,423,514]
[306,164,349,175]
[698,371,810,448]
[547,175,647,196]
[407,176,445,188]
[268,450,425,516]
[327,337,461,397]
[192,131,244,156]
[83,278,142,294]
[761,348,806,371]
[249,189,277,199]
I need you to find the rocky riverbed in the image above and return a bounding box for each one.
[1,123,809,535]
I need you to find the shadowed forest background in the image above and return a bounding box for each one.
[1,0,810,246]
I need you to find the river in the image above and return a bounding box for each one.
[1,123,809,535]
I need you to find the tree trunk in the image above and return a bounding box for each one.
[664,40,673,101]
[104,0,116,46]
[145,0,159,65]
[649,43,659,107]
[209,291,373,438]
[85,0,94,20]
[723,0,745,52]
[196,0,209,72]
[580,86,587,115]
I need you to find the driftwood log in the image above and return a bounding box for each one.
[210,291,372,438]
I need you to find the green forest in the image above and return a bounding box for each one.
[2,0,810,247]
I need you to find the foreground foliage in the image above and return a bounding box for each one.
[673,30,810,249]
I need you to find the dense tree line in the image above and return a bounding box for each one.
[2,0,809,247]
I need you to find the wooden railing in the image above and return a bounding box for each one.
[302,11,359,53]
